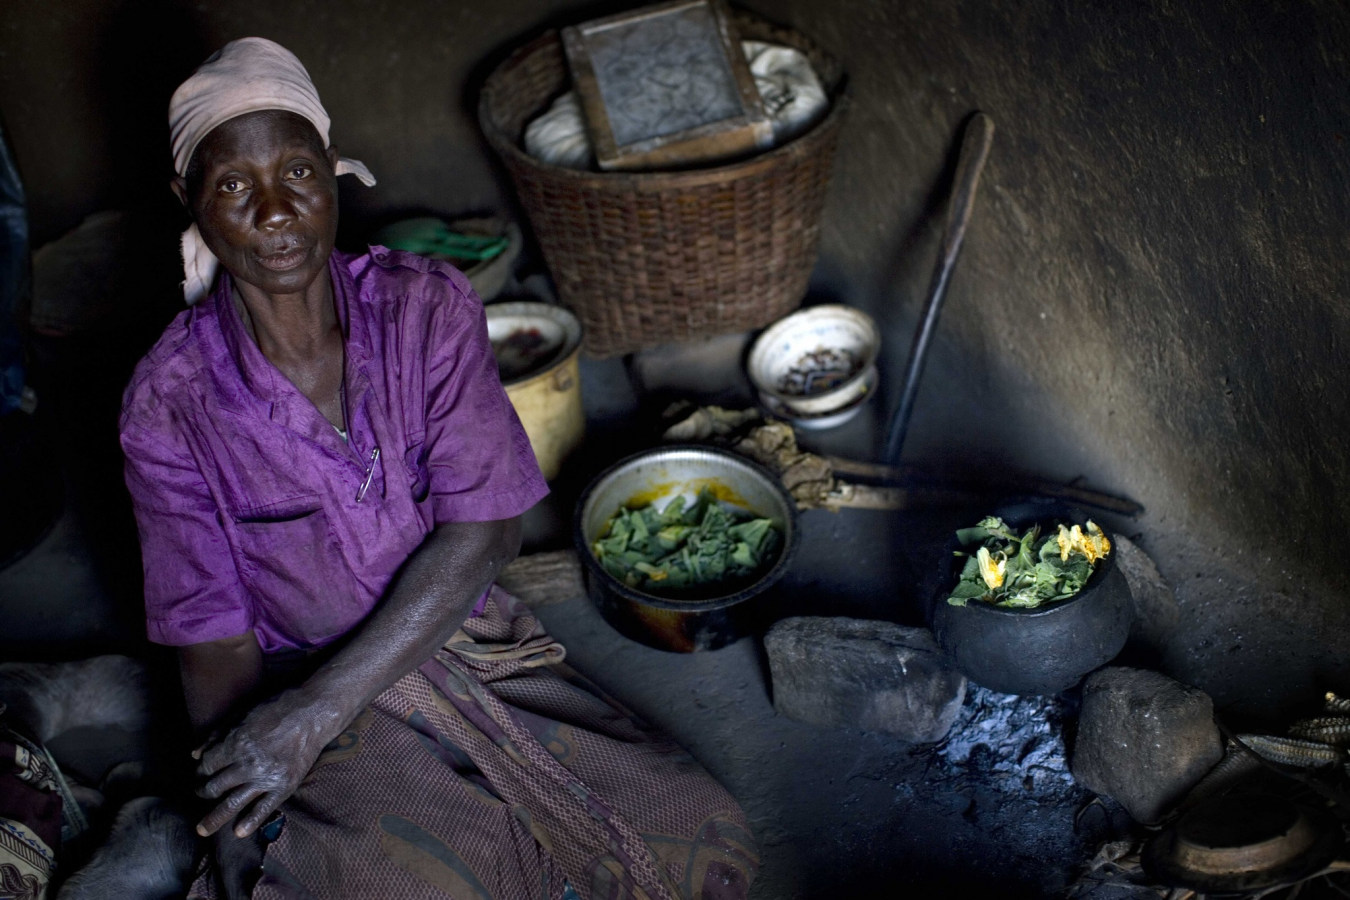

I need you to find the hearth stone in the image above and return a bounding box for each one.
[764,616,966,741]
[1071,667,1224,824]
[1113,536,1179,661]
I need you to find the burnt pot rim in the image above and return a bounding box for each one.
[1142,794,1343,893]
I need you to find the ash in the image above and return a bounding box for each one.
[934,685,1077,799]
[910,686,1097,893]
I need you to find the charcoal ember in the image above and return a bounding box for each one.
[764,616,966,742]
[1071,667,1223,824]
[936,685,1078,799]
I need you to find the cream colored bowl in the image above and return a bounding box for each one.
[747,304,881,416]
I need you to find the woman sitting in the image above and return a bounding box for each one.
[120,37,757,900]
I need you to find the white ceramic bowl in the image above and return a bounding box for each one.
[758,363,877,431]
[747,304,881,415]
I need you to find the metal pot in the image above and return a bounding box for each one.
[930,503,1134,695]
[573,445,800,653]
[486,301,584,481]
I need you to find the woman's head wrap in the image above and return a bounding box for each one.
[168,37,375,304]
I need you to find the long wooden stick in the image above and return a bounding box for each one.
[824,456,1144,516]
[884,112,996,465]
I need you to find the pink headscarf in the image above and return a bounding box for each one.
[168,37,376,304]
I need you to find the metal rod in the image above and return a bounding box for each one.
[883,112,996,465]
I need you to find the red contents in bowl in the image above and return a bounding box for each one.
[493,327,554,381]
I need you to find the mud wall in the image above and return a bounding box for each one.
[2,0,1347,702]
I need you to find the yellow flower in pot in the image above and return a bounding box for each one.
[976,546,1006,589]
[932,506,1135,695]
[1058,521,1111,564]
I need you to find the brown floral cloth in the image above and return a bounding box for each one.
[0,716,65,900]
[192,587,757,899]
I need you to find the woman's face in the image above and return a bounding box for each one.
[177,110,339,298]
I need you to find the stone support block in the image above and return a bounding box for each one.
[764,616,966,742]
[1071,666,1224,824]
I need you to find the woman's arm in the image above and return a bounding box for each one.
[178,632,264,738]
[178,633,268,900]
[191,515,522,839]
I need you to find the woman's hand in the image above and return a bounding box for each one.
[193,686,348,839]
[180,517,522,839]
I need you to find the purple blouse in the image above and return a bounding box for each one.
[119,248,548,652]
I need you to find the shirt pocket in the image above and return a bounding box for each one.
[233,494,325,525]
[228,494,368,647]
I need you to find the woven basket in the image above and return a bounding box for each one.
[479,11,849,357]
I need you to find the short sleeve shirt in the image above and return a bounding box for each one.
[119,248,548,652]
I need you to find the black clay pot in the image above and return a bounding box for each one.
[930,505,1135,696]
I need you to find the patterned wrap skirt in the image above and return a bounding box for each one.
[190,586,758,900]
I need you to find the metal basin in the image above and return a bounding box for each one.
[573,445,800,652]
[930,503,1135,695]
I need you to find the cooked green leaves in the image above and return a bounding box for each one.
[946,515,1111,609]
[593,489,781,594]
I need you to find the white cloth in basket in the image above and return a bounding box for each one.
[524,41,827,170]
